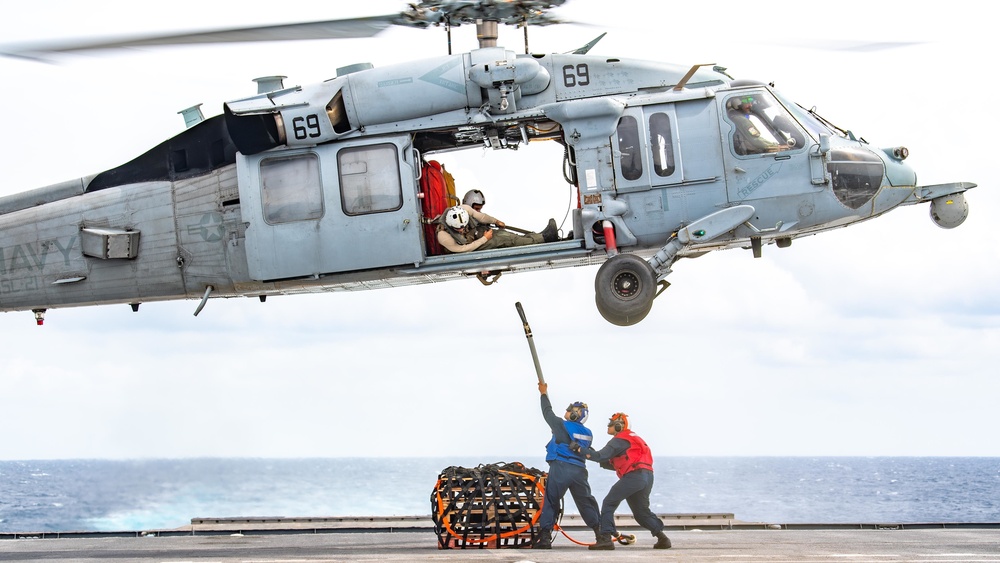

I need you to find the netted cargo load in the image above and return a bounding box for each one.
[430,461,549,549]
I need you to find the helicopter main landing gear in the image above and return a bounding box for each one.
[593,205,758,326]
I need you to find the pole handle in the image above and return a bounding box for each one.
[515,301,529,331]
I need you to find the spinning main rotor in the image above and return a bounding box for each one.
[2,1,571,60]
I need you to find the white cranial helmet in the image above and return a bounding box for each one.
[444,206,470,229]
[462,189,485,207]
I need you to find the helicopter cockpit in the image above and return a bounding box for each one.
[760,88,895,211]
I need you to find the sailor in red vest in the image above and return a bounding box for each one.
[576,412,671,550]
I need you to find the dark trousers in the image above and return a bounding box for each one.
[599,469,664,536]
[538,460,601,532]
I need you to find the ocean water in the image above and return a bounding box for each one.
[2,457,998,533]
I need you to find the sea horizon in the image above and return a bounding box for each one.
[3,456,999,533]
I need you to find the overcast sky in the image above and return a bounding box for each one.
[1,0,996,460]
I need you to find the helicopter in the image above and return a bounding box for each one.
[0,0,977,327]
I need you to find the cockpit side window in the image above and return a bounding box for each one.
[725,92,806,156]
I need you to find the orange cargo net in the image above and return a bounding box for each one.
[430,462,548,549]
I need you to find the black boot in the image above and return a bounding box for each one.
[589,533,615,550]
[532,530,552,549]
[541,218,558,242]
[653,531,672,549]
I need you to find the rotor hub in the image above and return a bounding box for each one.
[396,0,568,27]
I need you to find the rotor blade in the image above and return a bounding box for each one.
[765,38,926,53]
[1,15,398,61]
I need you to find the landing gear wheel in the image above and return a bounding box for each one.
[594,254,656,326]
[595,295,651,326]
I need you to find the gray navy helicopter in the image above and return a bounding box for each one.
[0,0,977,326]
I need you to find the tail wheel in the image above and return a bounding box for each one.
[594,254,656,326]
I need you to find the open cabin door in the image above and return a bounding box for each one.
[237,135,422,281]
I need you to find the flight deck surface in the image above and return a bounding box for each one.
[3,517,999,562]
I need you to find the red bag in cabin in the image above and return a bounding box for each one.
[420,160,456,255]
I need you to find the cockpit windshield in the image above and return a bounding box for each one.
[771,89,842,140]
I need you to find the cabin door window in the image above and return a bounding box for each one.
[338,144,403,215]
[260,154,324,224]
[649,112,676,178]
[616,116,643,181]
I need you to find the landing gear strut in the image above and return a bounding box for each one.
[591,205,758,326]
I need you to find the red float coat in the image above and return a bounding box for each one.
[608,430,654,478]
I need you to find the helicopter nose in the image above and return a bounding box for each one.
[881,146,917,188]
[868,146,919,216]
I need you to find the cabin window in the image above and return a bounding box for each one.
[649,113,675,177]
[260,154,324,224]
[339,144,403,215]
[616,116,643,181]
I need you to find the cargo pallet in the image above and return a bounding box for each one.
[431,462,548,549]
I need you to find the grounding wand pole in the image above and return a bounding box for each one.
[515,301,545,384]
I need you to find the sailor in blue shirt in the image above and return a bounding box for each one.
[534,381,601,549]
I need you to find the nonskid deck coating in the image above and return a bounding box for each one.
[3,517,999,562]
